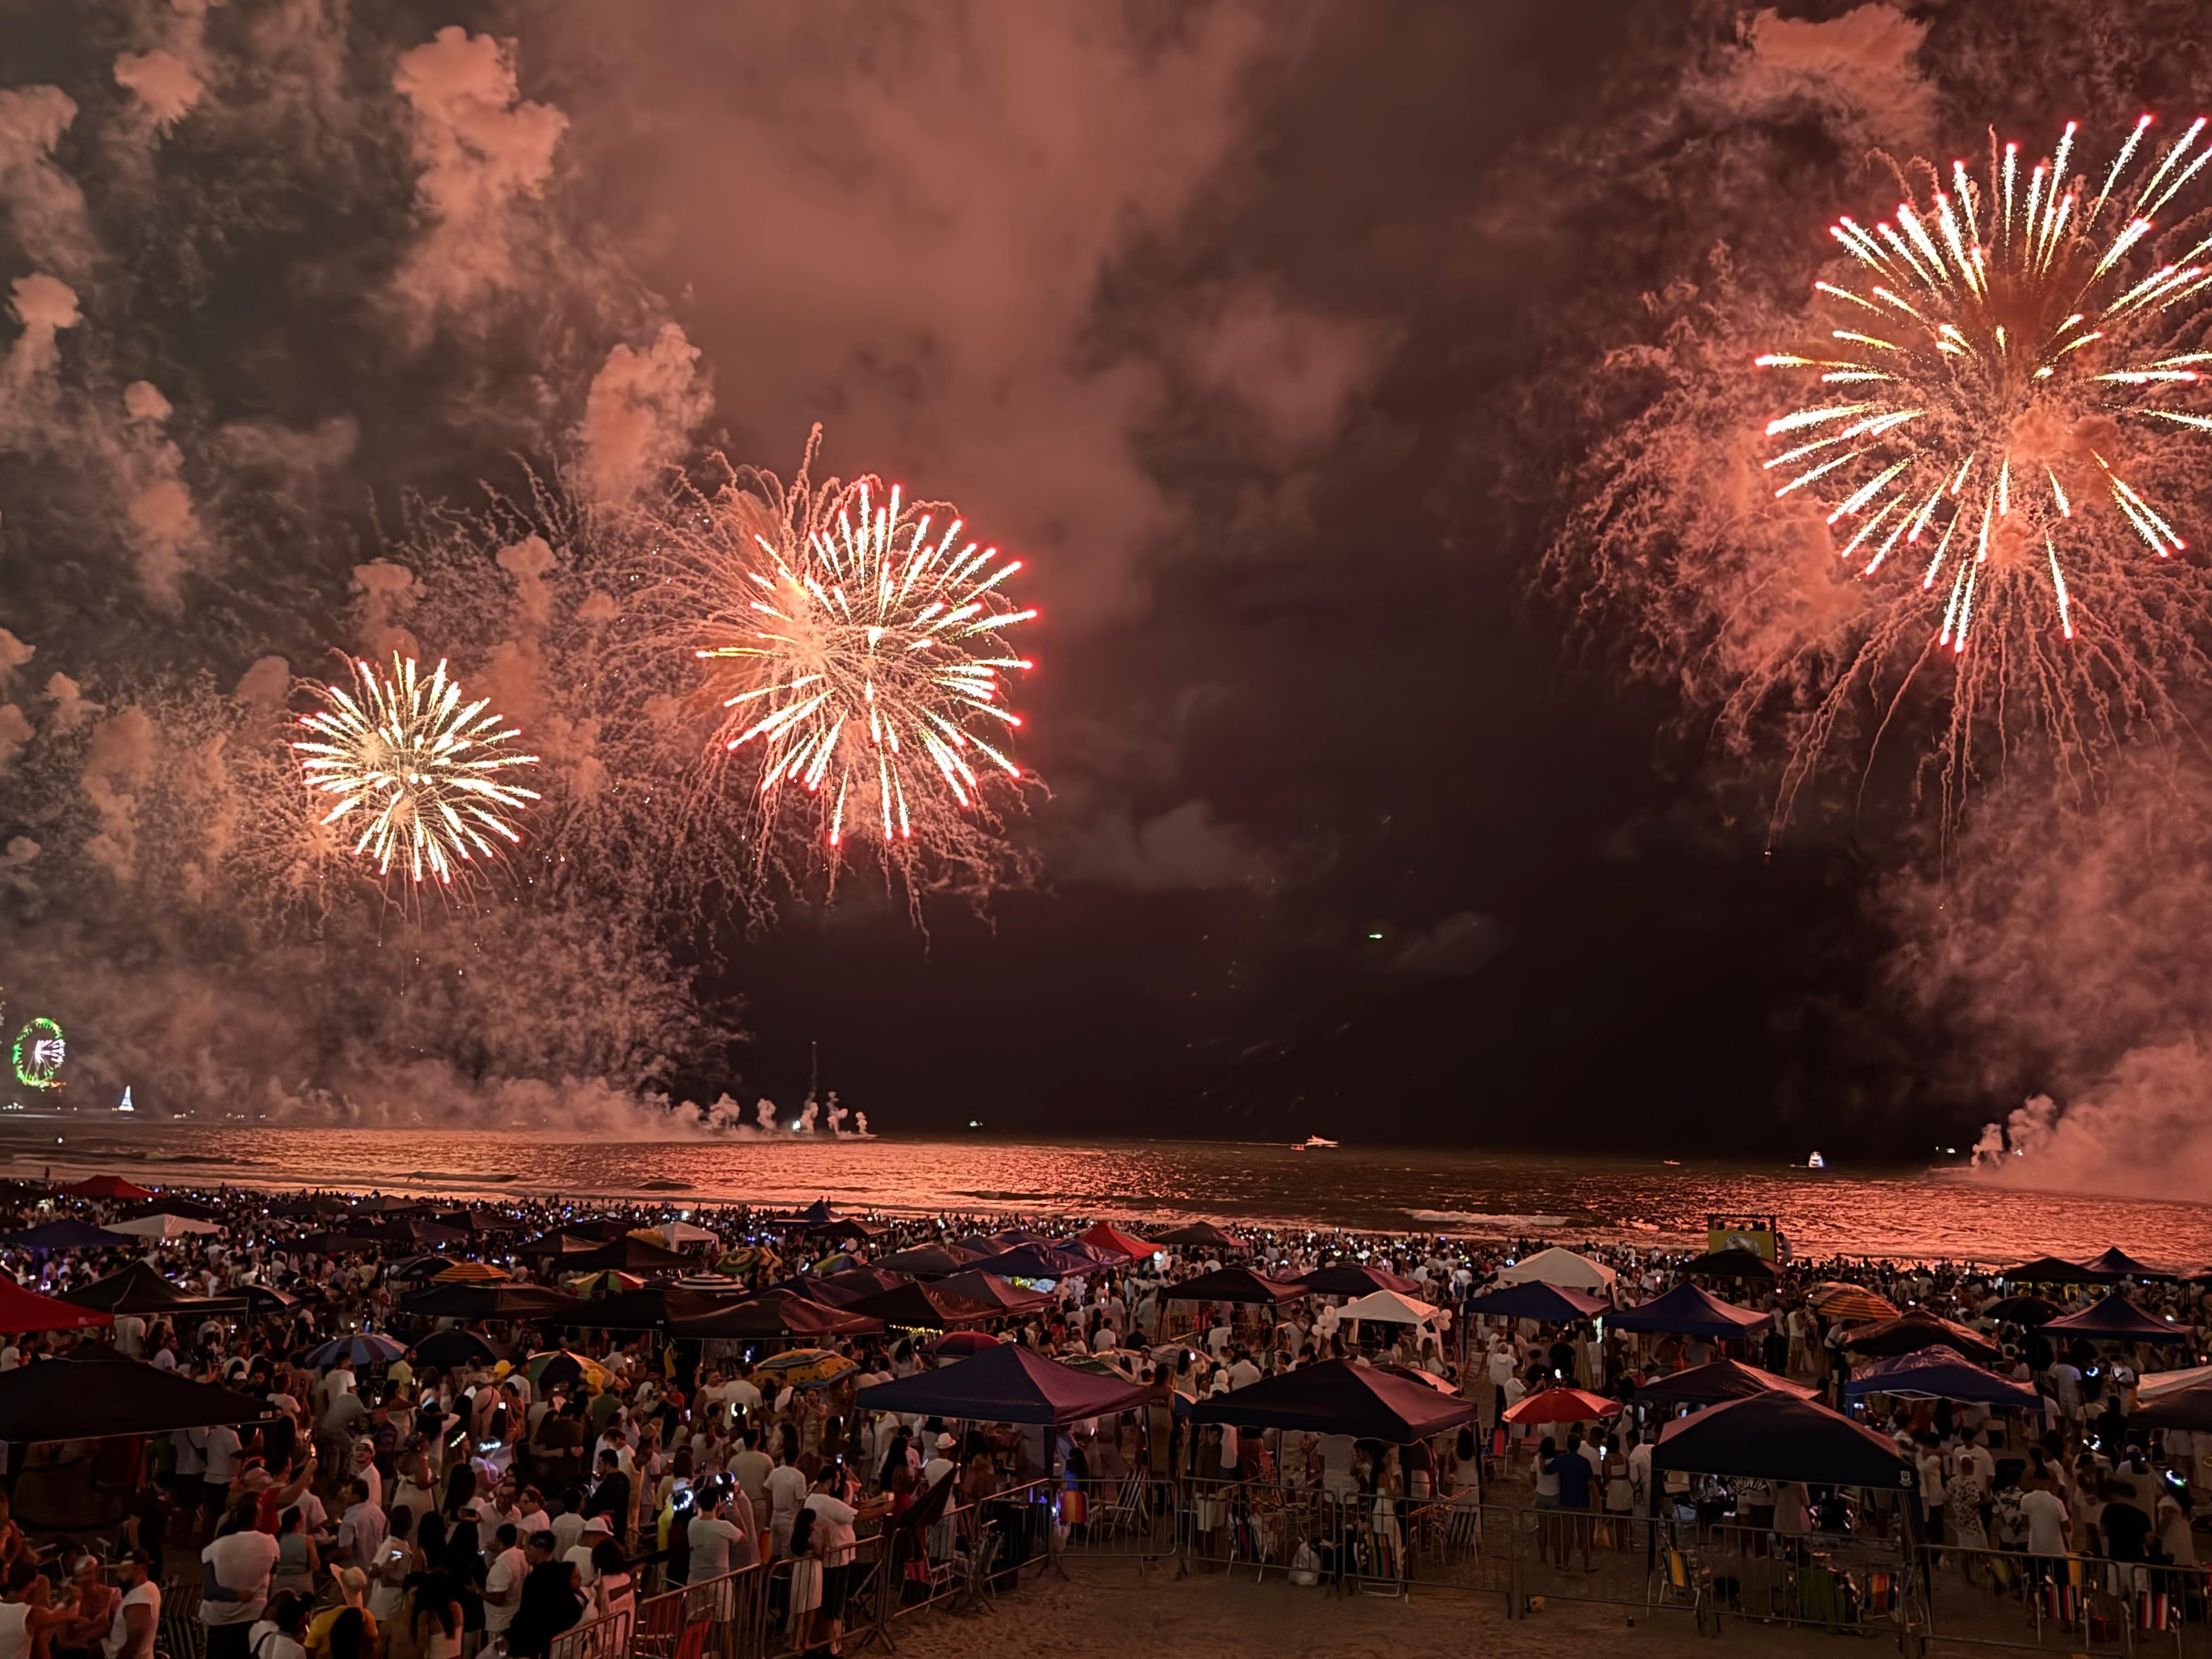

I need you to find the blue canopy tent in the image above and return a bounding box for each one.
[1187,1358,1479,1444]
[1462,1281,1610,1322]
[1296,1265,1421,1298]
[1845,1345,2041,1408]
[1161,1268,1308,1306]
[2040,1292,2187,1344]
[1607,1282,1770,1339]
[854,1342,1146,1425]
[1652,1392,1917,1489]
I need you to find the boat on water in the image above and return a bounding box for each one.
[1291,1135,1339,1151]
[1807,1150,1826,1170]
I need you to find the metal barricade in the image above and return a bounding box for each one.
[1915,1542,2205,1656]
[549,1605,633,1659]
[633,1564,771,1659]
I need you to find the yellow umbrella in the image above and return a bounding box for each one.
[1808,1282,1900,1322]
[432,1261,512,1284]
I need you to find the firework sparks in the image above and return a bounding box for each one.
[1758,116,2212,653]
[293,655,542,884]
[675,454,1035,857]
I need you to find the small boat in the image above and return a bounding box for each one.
[1807,1150,1826,1170]
[1291,1135,1339,1151]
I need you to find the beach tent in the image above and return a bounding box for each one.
[1163,1267,1306,1306]
[371,1217,467,1248]
[1630,1358,1812,1409]
[1998,1255,2111,1285]
[816,1267,912,1300]
[1846,1345,2041,1408]
[551,1236,689,1274]
[1296,1264,1420,1297]
[2040,1292,2186,1343]
[1462,1281,1610,1322]
[61,1262,240,1316]
[1148,1222,1244,1250]
[399,1282,584,1319]
[566,1286,726,1331]
[2080,1246,2175,1282]
[1076,1222,1155,1261]
[1337,1289,1443,1326]
[966,1243,1105,1281]
[761,1274,872,1308]
[802,1218,887,1244]
[1677,1250,1777,1280]
[1653,1392,1916,1489]
[429,1261,509,1284]
[1982,1294,2063,1326]
[1493,1247,1615,1292]
[874,1244,982,1279]
[667,1289,884,1341]
[932,1271,1054,1315]
[1187,1358,1479,1444]
[970,1229,1049,1252]
[1504,1386,1621,1426]
[840,1282,998,1331]
[856,1342,1147,1426]
[1841,1311,1999,1361]
[1,1220,134,1252]
[55,1176,155,1201]
[268,1194,351,1218]
[293,1233,385,1256]
[2139,1362,2212,1401]
[103,1213,222,1240]
[414,1329,503,1368]
[2132,1379,2212,1431]
[132,1198,223,1223]
[0,1278,112,1335]
[0,1356,268,1441]
[1607,1282,1770,1339]
[631,1220,719,1248]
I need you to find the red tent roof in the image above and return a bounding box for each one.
[0,1278,114,1335]
[57,1176,155,1201]
[1076,1222,1155,1261]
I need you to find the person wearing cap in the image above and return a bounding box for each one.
[100,1554,157,1659]
[303,1571,374,1659]
[919,1435,957,1489]
[563,1517,610,1588]
[54,1550,116,1659]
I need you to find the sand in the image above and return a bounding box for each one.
[876,1559,1903,1659]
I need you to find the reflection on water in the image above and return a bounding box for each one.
[8,1125,2211,1265]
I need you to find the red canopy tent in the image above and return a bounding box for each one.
[56,1176,155,1201]
[0,1278,114,1334]
[1076,1222,1155,1261]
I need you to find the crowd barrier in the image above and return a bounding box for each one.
[1915,1541,2210,1656]
[550,1606,634,1659]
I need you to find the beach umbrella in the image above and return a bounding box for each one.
[1807,1283,1900,1322]
[631,1220,719,1249]
[304,1332,406,1369]
[432,1261,511,1283]
[1,1220,135,1252]
[55,1175,156,1201]
[414,1329,503,1368]
[2080,1246,2175,1282]
[102,1212,222,1240]
[1504,1386,1621,1426]
[756,1347,857,1390]
[1494,1247,1616,1292]
[1983,1294,2063,1326]
[1462,1281,1610,1322]
[1845,1345,2041,1408]
[666,1290,882,1341]
[1337,1289,1443,1326]
[1653,1392,1916,1489]
[810,1253,864,1277]
[671,1274,747,1295]
[1296,1264,1420,1297]
[1631,1358,1813,1409]
[2040,1292,2186,1343]
[526,1349,614,1389]
[716,1245,779,1276]
[0,1278,113,1335]
[1841,1311,1999,1361]
[927,1330,1003,1357]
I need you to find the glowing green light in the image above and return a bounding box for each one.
[11,1018,64,1090]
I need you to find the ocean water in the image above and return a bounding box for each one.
[6,1122,2211,1267]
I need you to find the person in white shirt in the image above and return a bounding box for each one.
[919,1435,958,1489]
[764,1451,809,1558]
[565,1516,611,1586]
[200,1519,281,1656]
[2020,1483,2069,1571]
[686,1487,751,1582]
[103,1552,159,1659]
[481,1526,526,1639]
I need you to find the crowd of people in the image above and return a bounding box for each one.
[0,1181,2204,1654]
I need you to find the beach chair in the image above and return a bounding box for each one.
[156,1584,204,1659]
[1650,1544,1717,1635]
[952,1531,1002,1616]
[1093,1467,1147,1543]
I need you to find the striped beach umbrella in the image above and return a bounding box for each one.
[305,1332,407,1369]
[1808,1283,1900,1323]
[526,1349,615,1389]
[432,1261,511,1284]
[754,1347,856,1389]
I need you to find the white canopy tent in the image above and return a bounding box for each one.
[632,1220,719,1248]
[1338,1289,1444,1325]
[1493,1246,1616,1293]
[103,1212,222,1239]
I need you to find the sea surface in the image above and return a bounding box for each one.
[4,1122,2209,1267]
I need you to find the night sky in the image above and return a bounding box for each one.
[2,1,2202,1163]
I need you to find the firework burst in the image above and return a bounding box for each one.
[293,655,542,884]
[641,432,1036,879]
[1759,117,2212,651]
